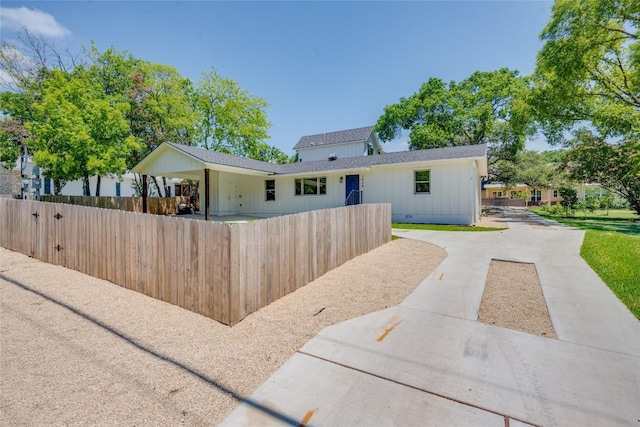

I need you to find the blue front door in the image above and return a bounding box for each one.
[345,174,360,205]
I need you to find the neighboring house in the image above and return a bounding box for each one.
[483,183,590,205]
[0,163,21,198]
[0,158,174,198]
[132,127,488,225]
[294,126,382,162]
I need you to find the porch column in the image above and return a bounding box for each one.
[142,174,148,213]
[204,168,210,221]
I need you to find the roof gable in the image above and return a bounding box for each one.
[293,126,374,150]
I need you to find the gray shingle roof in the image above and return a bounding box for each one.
[167,142,486,176]
[279,144,487,174]
[293,126,374,150]
[168,143,280,174]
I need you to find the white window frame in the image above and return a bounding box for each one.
[265,179,275,201]
[414,170,431,194]
[295,177,327,196]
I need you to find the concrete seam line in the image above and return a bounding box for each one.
[296,350,541,427]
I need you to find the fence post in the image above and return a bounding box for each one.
[142,174,148,214]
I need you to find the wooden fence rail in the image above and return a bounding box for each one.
[0,199,391,325]
[40,195,190,215]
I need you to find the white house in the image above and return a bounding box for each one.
[132,127,488,225]
[0,158,178,198]
[294,126,383,162]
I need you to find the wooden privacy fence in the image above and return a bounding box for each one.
[40,195,190,215]
[482,198,526,207]
[0,199,391,325]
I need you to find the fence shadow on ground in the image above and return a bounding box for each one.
[0,273,301,426]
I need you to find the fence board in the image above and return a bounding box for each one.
[219,223,231,325]
[229,224,240,325]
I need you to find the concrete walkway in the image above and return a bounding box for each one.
[220,210,640,426]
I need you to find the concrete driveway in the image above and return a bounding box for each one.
[220,210,640,426]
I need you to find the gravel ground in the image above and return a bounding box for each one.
[0,238,446,426]
[478,259,557,338]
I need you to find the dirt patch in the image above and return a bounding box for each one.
[478,259,556,338]
[0,238,445,426]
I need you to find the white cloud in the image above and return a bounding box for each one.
[0,7,70,39]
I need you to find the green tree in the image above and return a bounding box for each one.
[562,130,640,215]
[125,61,198,195]
[86,45,199,196]
[534,0,639,143]
[256,142,293,164]
[26,68,139,196]
[193,68,271,158]
[559,186,578,216]
[539,149,569,163]
[0,30,81,173]
[375,68,536,181]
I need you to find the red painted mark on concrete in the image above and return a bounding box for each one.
[439,272,444,280]
[298,408,317,427]
[377,320,403,342]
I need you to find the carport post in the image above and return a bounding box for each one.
[142,174,148,213]
[204,168,210,221]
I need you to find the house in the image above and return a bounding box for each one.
[132,127,488,225]
[0,158,178,198]
[294,126,382,162]
[483,183,589,206]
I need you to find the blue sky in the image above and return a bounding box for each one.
[1,1,554,156]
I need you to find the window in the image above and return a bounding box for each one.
[553,189,558,198]
[531,190,542,201]
[295,177,326,195]
[266,179,275,201]
[414,170,430,194]
[510,191,517,198]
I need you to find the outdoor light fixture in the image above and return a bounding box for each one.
[339,177,343,183]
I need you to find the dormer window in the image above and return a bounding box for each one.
[367,142,374,156]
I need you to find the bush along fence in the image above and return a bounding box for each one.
[0,199,392,325]
[39,195,190,215]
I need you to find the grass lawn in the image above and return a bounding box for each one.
[392,223,506,232]
[531,208,640,320]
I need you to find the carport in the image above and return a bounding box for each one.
[131,142,276,220]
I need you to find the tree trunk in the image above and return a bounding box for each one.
[151,176,164,197]
[83,175,91,196]
[95,175,101,196]
[162,176,168,197]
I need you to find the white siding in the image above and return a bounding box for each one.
[138,147,203,179]
[362,160,478,225]
[297,141,367,162]
[235,172,347,217]
[203,159,480,225]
